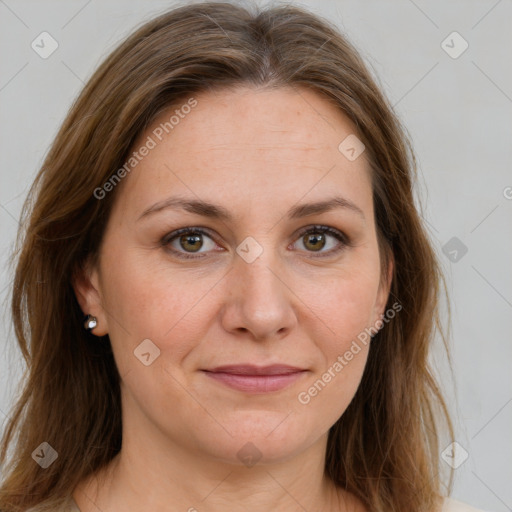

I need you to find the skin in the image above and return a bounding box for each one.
[73,85,393,512]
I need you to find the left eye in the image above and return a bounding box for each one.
[162,225,349,260]
[292,225,348,255]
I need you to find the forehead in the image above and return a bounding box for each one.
[160,85,363,157]
[113,85,373,221]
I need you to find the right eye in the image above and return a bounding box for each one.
[162,227,221,259]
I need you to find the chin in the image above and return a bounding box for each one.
[193,412,320,466]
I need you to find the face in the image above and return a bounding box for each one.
[75,86,392,466]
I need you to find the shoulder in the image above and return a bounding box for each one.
[442,497,492,512]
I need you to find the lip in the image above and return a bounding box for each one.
[202,364,308,393]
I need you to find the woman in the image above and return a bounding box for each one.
[0,2,488,511]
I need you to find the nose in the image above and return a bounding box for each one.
[219,250,298,342]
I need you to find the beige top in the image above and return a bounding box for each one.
[66,496,488,511]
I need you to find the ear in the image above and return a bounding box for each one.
[373,251,395,326]
[72,258,109,336]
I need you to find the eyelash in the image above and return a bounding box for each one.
[161,225,351,261]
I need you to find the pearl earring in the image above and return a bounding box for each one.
[84,315,98,331]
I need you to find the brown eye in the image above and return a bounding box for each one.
[302,232,326,252]
[162,225,350,261]
[179,233,203,252]
[163,228,218,259]
[293,225,349,257]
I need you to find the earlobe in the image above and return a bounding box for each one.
[72,261,109,336]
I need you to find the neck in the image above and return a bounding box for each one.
[74,432,351,511]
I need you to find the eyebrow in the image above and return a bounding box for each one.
[137,195,365,222]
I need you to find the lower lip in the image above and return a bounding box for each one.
[202,371,307,393]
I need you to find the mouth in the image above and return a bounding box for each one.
[201,364,308,393]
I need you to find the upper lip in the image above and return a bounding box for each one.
[203,364,306,376]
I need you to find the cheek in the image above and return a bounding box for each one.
[100,258,208,426]
[295,342,369,441]
[295,276,376,430]
[101,240,193,329]
[99,247,212,376]
[290,268,379,427]
[309,267,381,349]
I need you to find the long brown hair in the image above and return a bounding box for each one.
[0,2,454,510]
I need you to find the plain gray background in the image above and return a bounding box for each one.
[0,1,511,510]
